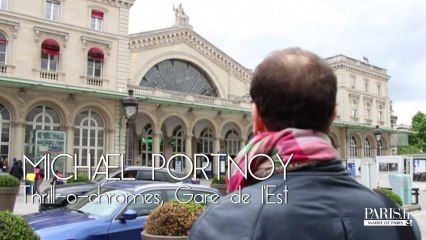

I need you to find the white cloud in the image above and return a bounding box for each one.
[129,0,426,123]
[393,101,426,126]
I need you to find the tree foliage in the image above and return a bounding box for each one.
[410,111,426,151]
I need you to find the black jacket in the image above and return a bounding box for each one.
[10,164,23,180]
[189,160,421,240]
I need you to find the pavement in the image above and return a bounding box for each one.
[12,179,426,238]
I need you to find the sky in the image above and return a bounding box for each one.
[129,0,426,126]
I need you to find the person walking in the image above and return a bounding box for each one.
[10,160,24,180]
[34,166,44,194]
[189,48,421,240]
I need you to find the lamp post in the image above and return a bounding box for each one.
[374,125,382,157]
[122,89,138,166]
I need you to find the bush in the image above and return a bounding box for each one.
[211,175,226,184]
[0,175,20,188]
[66,174,90,184]
[144,201,206,236]
[0,211,39,240]
[375,188,403,206]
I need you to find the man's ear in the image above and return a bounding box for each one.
[252,103,266,134]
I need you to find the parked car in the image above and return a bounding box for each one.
[39,166,192,211]
[25,182,220,240]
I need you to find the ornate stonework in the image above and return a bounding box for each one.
[129,29,252,83]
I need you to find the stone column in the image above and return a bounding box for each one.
[185,134,193,174]
[153,132,161,167]
[64,124,75,174]
[10,120,25,161]
[213,137,221,176]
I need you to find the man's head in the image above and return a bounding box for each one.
[250,48,337,134]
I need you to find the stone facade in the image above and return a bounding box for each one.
[0,0,396,175]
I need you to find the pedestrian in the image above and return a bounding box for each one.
[10,160,24,180]
[51,170,64,185]
[34,166,44,194]
[189,48,421,240]
[0,158,7,172]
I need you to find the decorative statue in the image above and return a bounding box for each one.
[173,3,190,25]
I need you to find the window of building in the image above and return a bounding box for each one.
[377,83,381,96]
[45,0,60,21]
[0,103,10,161]
[41,39,60,71]
[349,136,358,158]
[351,100,357,118]
[364,138,371,157]
[140,123,153,167]
[364,80,369,92]
[378,105,384,122]
[198,127,213,154]
[73,110,105,167]
[378,140,383,156]
[0,0,8,10]
[91,10,104,31]
[225,129,239,156]
[172,126,185,154]
[365,102,371,120]
[87,47,103,77]
[0,32,7,64]
[350,75,356,88]
[24,105,61,157]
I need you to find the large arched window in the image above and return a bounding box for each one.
[87,47,104,77]
[140,59,217,96]
[171,126,185,154]
[0,32,7,65]
[225,129,239,156]
[349,136,358,158]
[73,110,105,167]
[364,138,371,158]
[378,140,383,156]
[25,105,61,157]
[41,39,60,71]
[140,123,153,166]
[198,127,213,153]
[0,103,10,161]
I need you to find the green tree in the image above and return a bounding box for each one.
[410,111,426,151]
[397,145,422,155]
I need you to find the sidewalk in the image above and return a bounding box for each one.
[13,181,51,215]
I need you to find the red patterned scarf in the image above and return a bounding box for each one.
[226,128,337,193]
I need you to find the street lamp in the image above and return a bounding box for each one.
[122,89,138,166]
[374,125,382,156]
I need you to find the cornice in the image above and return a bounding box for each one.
[326,55,389,81]
[87,0,135,9]
[129,28,252,83]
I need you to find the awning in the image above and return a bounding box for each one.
[42,39,60,56]
[88,47,104,60]
[92,10,104,19]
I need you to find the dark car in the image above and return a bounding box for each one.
[39,166,191,211]
[26,182,220,240]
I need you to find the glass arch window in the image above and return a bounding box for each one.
[0,103,10,161]
[24,105,61,157]
[378,140,383,156]
[73,110,105,167]
[140,59,217,96]
[349,136,358,158]
[171,126,185,154]
[198,127,213,154]
[0,32,7,64]
[140,123,153,166]
[364,138,371,158]
[225,129,239,156]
